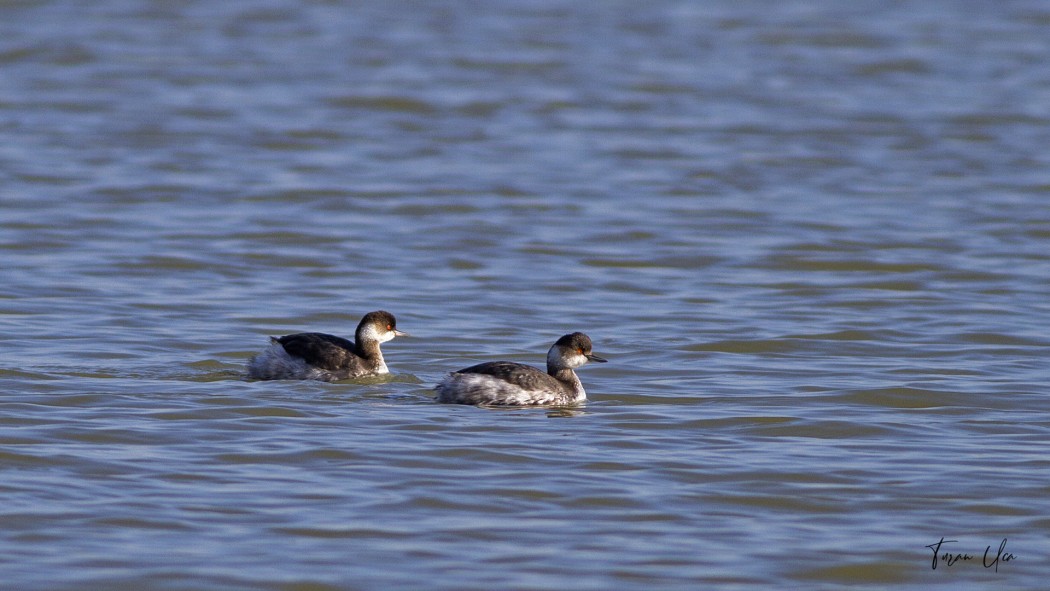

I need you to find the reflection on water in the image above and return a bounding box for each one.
[2,1,1050,589]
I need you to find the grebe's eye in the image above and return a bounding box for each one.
[387,324,393,330]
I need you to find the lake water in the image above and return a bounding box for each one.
[2,1,1049,589]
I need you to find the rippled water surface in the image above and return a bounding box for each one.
[3,1,1050,589]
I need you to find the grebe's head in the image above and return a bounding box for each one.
[357,310,407,344]
[548,332,607,370]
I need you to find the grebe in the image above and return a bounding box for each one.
[435,332,606,406]
[247,310,405,381]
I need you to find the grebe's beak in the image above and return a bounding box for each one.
[586,353,607,363]
[393,329,409,337]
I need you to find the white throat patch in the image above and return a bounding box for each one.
[360,323,396,344]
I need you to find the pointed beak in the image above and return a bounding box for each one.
[393,329,409,337]
[586,353,607,363]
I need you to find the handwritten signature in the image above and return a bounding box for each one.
[925,537,1016,571]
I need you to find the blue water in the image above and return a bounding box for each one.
[2,1,1050,589]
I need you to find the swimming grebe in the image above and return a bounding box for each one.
[247,310,405,381]
[435,332,606,406]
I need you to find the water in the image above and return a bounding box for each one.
[2,1,1050,589]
